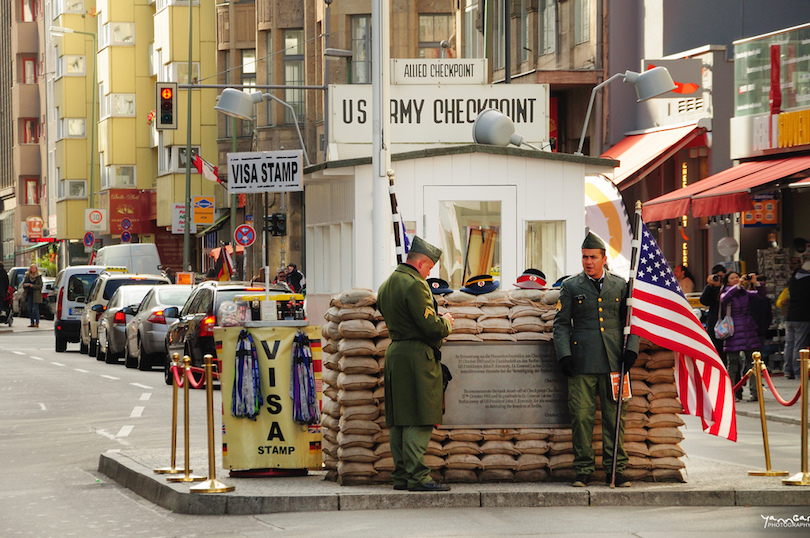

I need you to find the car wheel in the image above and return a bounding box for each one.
[163,352,174,386]
[104,345,118,364]
[90,338,100,359]
[80,340,88,354]
[124,339,137,369]
[137,339,152,371]
[55,336,67,353]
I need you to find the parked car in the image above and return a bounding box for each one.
[51,265,113,352]
[12,276,55,320]
[97,285,155,364]
[164,281,289,385]
[80,272,170,358]
[124,285,193,371]
[7,266,49,291]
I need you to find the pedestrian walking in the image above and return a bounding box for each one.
[22,264,42,328]
[553,232,639,488]
[376,236,454,492]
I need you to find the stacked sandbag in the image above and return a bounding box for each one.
[322,288,686,484]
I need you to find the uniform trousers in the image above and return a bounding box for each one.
[568,373,627,475]
[389,425,433,487]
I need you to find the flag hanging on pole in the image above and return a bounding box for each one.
[213,247,233,281]
[627,215,737,441]
[192,154,221,185]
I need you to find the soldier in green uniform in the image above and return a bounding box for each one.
[553,232,639,488]
[377,236,454,492]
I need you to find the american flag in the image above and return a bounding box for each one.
[629,222,737,441]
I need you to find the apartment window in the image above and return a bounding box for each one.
[351,16,371,84]
[520,1,529,63]
[165,62,200,84]
[57,118,86,139]
[158,146,200,175]
[463,1,483,59]
[575,0,590,45]
[106,165,136,187]
[21,118,40,144]
[59,180,86,199]
[62,55,86,76]
[98,83,107,118]
[283,31,304,124]
[22,57,37,83]
[102,93,136,117]
[419,14,453,59]
[539,0,556,55]
[241,49,256,90]
[22,0,40,21]
[492,0,505,70]
[101,22,135,47]
[24,178,41,205]
[54,0,83,17]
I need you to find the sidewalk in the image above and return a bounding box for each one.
[735,370,805,426]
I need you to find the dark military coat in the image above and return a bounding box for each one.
[377,264,452,426]
[553,270,639,374]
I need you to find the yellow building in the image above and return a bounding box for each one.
[51,0,221,271]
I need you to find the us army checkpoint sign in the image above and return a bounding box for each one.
[227,150,303,193]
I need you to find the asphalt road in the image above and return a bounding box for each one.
[1,321,808,537]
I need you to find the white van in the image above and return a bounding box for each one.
[94,244,162,275]
[51,265,111,352]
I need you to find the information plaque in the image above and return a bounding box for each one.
[440,342,570,428]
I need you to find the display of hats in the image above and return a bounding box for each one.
[514,268,547,289]
[461,274,500,295]
[426,278,454,295]
[552,275,570,288]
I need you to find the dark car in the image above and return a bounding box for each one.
[163,281,288,385]
[124,285,193,371]
[97,285,155,364]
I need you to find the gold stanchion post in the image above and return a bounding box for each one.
[155,353,184,474]
[783,349,810,486]
[748,352,789,476]
[190,354,235,493]
[167,355,206,483]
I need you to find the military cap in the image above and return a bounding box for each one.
[515,268,547,289]
[427,278,453,295]
[582,231,606,250]
[461,274,500,295]
[409,236,442,263]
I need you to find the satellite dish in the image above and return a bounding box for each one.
[717,236,739,257]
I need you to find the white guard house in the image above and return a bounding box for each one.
[303,60,619,321]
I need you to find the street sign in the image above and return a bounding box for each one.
[83,232,95,248]
[121,231,132,243]
[121,218,132,231]
[26,216,44,240]
[234,224,256,247]
[227,151,304,193]
[193,196,214,224]
[85,209,107,232]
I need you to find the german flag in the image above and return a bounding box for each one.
[212,247,233,281]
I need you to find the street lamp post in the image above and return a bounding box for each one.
[50,26,97,209]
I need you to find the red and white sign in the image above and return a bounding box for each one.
[26,216,44,240]
[234,224,256,247]
[85,209,107,232]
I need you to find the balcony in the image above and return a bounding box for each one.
[13,145,42,177]
[11,21,38,55]
[12,83,40,118]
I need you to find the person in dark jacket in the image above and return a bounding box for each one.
[22,264,43,328]
[0,262,8,314]
[783,261,810,379]
[700,264,727,360]
[720,271,767,402]
[286,264,306,294]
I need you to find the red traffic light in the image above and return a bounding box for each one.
[161,87,173,100]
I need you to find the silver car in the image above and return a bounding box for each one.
[124,285,193,371]
[97,285,154,365]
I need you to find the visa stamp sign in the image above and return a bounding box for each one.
[227,150,303,193]
[329,83,549,145]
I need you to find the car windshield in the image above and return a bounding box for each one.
[157,288,193,306]
[103,279,165,300]
[67,275,98,301]
[118,287,152,307]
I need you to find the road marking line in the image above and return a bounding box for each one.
[116,425,134,438]
[130,406,145,418]
[38,403,46,411]
[139,393,152,401]
[131,383,153,390]
[50,362,66,367]
[101,375,120,380]
[31,356,44,361]
[74,368,90,373]
[96,429,117,440]
[12,351,24,355]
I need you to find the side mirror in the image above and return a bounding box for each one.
[122,305,137,316]
[163,306,180,319]
[91,304,105,313]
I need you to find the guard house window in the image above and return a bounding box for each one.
[539,0,556,55]
[351,15,371,84]
[463,1,483,59]
[574,0,590,45]
[25,178,41,204]
[492,0,505,70]
[418,13,453,58]
[23,57,37,83]
[21,118,40,144]
[525,221,565,285]
[438,201,502,289]
[283,31,304,124]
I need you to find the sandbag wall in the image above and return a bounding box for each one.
[320,287,686,485]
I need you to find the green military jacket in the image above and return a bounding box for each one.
[377,263,452,426]
[552,270,639,374]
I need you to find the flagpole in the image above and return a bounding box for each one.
[610,200,644,487]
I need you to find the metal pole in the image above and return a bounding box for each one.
[182,1,194,271]
[504,0,510,83]
[323,3,330,162]
[783,349,810,485]
[154,354,183,474]
[231,118,238,279]
[748,352,788,476]
[89,32,97,209]
[166,355,205,483]
[371,0,391,289]
[575,72,624,155]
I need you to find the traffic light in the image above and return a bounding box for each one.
[155,82,178,130]
[264,213,287,236]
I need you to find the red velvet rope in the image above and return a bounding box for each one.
[761,368,804,407]
[185,365,206,389]
[732,371,752,394]
[171,362,184,388]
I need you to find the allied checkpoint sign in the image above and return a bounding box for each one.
[227,150,303,193]
[330,83,550,145]
[439,342,570,428]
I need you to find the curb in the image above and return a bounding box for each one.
[98,452,810,515]
[737,410,801,426]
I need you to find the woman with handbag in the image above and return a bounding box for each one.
[720,271,767,402]
[22,264,43,328]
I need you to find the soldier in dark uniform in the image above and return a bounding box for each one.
[377,236,454,492]
[553,232,639,488]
